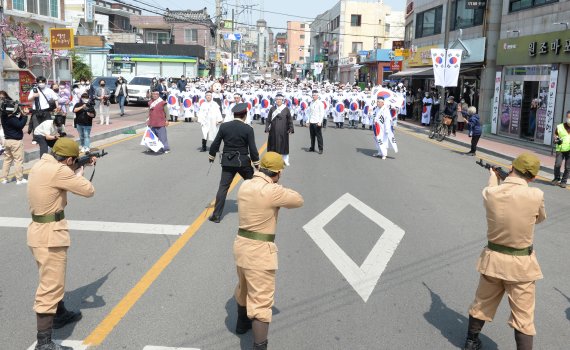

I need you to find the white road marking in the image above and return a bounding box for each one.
[0,217,188,236]
[303,193,406,302]
[27,340,88,350]
[143,347,200,350]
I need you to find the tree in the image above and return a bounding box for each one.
[0,19,52,71]
[71,53,92,81]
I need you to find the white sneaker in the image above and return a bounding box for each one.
[382,156,387,160]
[16,179,28,185]
[1,179,8,184]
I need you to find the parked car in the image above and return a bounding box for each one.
[240,73,250,82]
[128,76,154,105]
[91,76,119,103]
[253,74,263,82]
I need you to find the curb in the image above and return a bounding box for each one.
[0,122,147,168]
[397,122,555,175]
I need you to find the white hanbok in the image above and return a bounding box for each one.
[198,100,223,141]
[372,106,398,158]
[421,97,432,125]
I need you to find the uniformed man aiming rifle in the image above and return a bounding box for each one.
[233,152,304,350]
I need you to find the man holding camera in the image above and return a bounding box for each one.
[463,153,546,350]
[73,93,96,153]
[552,111,570,188]
[28,76,59,135]
[33,115,67,158]
[0,91,28,184]
[27,137,95,350]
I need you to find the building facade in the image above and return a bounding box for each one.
[286,21,310,71]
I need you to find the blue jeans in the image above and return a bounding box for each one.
[76,124,92,149]
[117,95,126,114]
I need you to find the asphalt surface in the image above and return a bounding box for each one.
[1,120,569,350]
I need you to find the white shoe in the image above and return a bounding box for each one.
[16,179,28,185]
[382,156,387,160]
[284,160,290,166]
[1,179,8,184]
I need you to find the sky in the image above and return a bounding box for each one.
[121,0,405,33]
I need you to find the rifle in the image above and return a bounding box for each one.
[76,150,108,181]
[476,159,509,181]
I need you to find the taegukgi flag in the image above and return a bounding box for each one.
[431,48,446,87]
[140,126,164,152]
[444,49,463,87]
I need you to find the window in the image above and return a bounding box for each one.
[351,42,363,53]
[50,0,58,18]
[185,29,198,42]
[26,0,38,14]
[451,0,484,30]
[299,56,304,61]
[13,0,24,11]
[146,31,170,44]
[415,6,443,39]
[385,23,390,34]
[96,24,104,34]
[300,24,305,28]
[405,22,414,43]
[509,0,557,12]
[300,34,305,39]
[351,14,362,27]
[39,0,49,16]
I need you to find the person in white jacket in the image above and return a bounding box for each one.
[198,91,223,152]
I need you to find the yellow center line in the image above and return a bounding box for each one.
[83,142,267,346]
[398,127,562,184]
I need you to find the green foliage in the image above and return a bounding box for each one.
[71,53,92,81]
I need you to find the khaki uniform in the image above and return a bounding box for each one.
[469,176,546,335]
[234,172,303,322]
[27,154,95,314]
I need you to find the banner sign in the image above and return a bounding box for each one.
[431,48,462,87]
[49,28,74,50]
[544,69,558,145]
[491,71,501,134]
[314,62,324,74]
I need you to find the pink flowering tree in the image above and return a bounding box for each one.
[0,19,62,75]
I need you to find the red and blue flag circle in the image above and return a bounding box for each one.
[322,101,328,110]
[145,129,155,140]
[251,97,259,106]
[300,101,308,111]
[167,95,177,105]
[183,98,192,108]
[247,102,252,110]
[377,91,392,99]
[449,56,458,64]
[335,103,345,113]
[199,98,205,106]
[261,98,270,109]
[350,102,359,111]
[363,105,369,115]
[436,56,443,64]
[390,108,397,118]
[224,99,230,107]
[293,98,299,106]
[285,99,291,107]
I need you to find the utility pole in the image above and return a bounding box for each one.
[214,0,222,78]
[230,8,235,81]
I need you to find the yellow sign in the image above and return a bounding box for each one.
[49,28,74,50]
[394,49,403,57]
[402,49,410,58]
[244,51,253,57]
[404,45,438,67]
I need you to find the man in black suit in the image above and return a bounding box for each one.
[208,103,260,223]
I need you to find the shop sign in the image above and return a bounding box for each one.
[544,70,558,145]
[498,30,570,65]
[466,1,486,9]
[491,71,501,135]
[19,70,36,105]
[49,28,74,50]
[392,41,405,50]
[390,61,402,71]
[405,2,414,18]
[405,45,439,67]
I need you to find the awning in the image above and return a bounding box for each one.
[390,67,433,77]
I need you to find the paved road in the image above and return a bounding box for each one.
[1,121,569,350]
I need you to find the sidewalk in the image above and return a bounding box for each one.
[397,119,556,174]
[1,104,149,168]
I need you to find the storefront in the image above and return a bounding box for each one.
[495,31,570,146]
[360,49,404,85]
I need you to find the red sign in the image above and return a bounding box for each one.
[405,2,414,17]
[19,70,36,106]
[390,61,402,71]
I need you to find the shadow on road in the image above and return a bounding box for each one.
[54,267,116,340]
[355,147,376,157]
[554,287,570,321]
[422,282,498,350]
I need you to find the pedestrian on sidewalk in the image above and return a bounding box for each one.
[95,80,111,125]
[421,91,432,126]
[147,91,170,153]
[444,96,458,136]
[465,106,482,156]
[114,76,128,116]
[73,93,96,153]
[28,76,58,137]
[232,152,304,350]
[457,99,468,132]
[463,153,545,350]
[0,91,28,184]
[552,112,570,188]
[27,137,95,350]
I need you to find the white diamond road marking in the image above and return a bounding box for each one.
[303,193,406,302]
[0,217,188,236]
[27,340,88,350]
[143,347,200,350]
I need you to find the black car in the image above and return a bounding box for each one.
[91,76,121,104]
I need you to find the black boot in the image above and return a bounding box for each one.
[235,304,252,334]
[515,329,533,350]
[201,139,207,152]
[53,301,82,329]
[463,316,485,350]
[35,330,73,350]
[253,339,268,350]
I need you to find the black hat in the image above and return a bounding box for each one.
[232,103,248,116]
[275,93,284,98]
[312,90,319,94]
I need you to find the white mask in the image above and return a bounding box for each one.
[38,83,46,89]
[567,118,570,124]
[82,99,89,103]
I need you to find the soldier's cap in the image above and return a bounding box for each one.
[232,102,248,116]
[512,153,540,177]
[260,152,285,172]
[52,138,79,158]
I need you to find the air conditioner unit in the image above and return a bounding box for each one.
[348,57,356,64]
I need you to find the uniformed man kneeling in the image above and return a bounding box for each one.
[233,152,304,350]
[27,138,96,350]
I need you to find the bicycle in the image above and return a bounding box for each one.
[428,113,448,142]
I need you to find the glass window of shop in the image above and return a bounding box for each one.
[499,65,552,143]
[415,6,443,39]
[451,0,484,30]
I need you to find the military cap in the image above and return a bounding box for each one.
[53,138,79,157]
[232,102,248,116]
[260,152,285,172]
[512,153,540,177]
